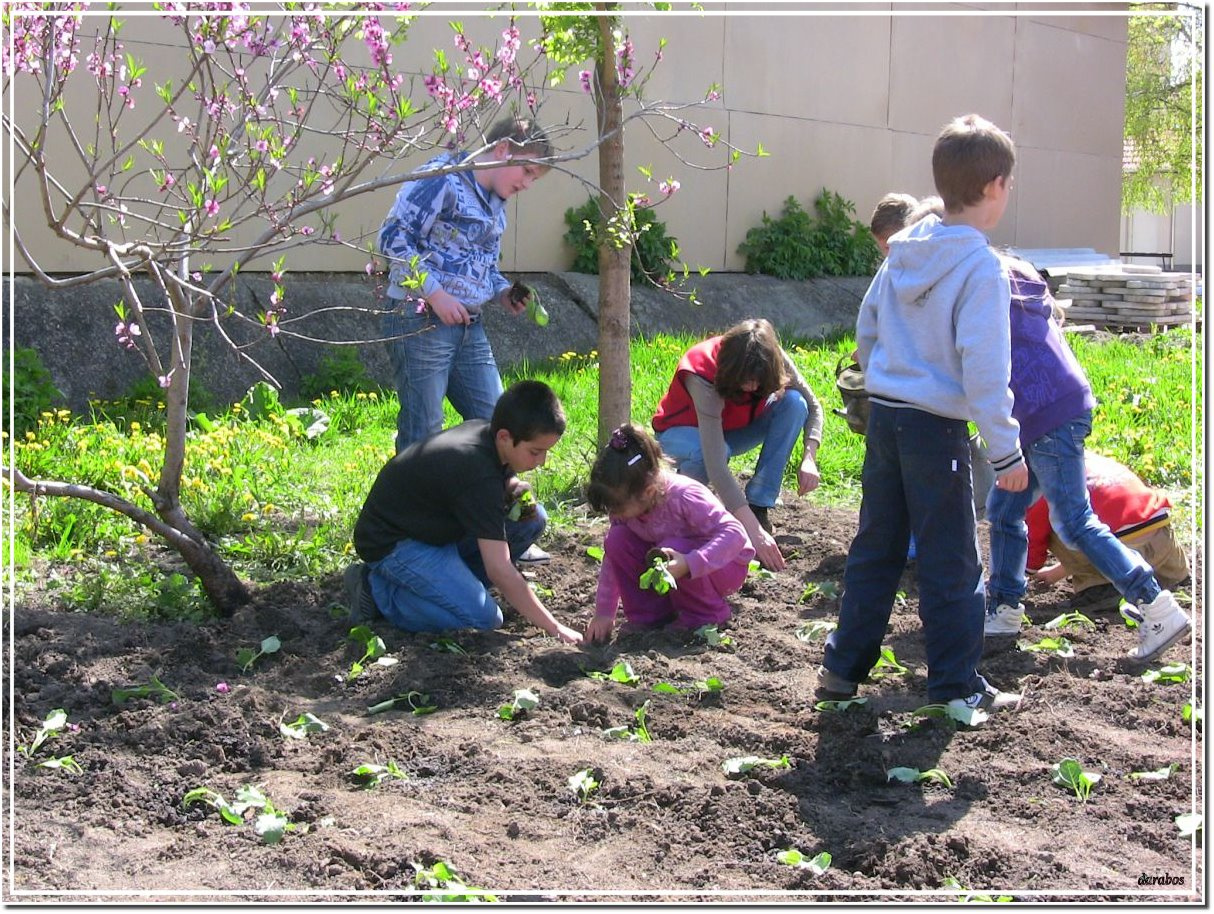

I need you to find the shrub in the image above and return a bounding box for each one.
[298,347,376,401]
[563,197,678,282]
[738,190,881,279]
[3,346,65,433]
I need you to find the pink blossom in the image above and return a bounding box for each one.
[298,226,315,236]
[365,261,375,276]
[579,70,592,94]
[255,139,269,154]
[158,374,172,389]
[215,682,230,693]
[659,179,681,197]
[177,116,191,133]
[208,145,220,161]
[414,298,428,315]
[698,126,718,147]
[204,199,220,218]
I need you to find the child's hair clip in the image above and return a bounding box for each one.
[627,453,643,466]
[609,427,630,451]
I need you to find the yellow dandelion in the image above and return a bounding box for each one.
[368,391,378,400]
[134,533,149,545]
[25,431,35,441]
[241,512,257,522]
[261,503,275,514]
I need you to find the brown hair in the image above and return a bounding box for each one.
[585,424,667,514]
[485,115,552,160]
[931,114,1015,213]
[908,194,945,224]
[714,318,788,402]
[869,192,919,238]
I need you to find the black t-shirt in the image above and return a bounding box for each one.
[354,420,510,562]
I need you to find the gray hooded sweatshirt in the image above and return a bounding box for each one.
[855,215,1023,476]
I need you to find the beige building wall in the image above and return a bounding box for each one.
[7,4,1131,277]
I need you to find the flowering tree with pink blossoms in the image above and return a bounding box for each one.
[2,3,759,614]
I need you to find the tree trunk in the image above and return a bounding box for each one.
[594,8,632,446]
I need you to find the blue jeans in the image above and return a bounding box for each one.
[656,389,808,508]
[367,506,546,633]
[986,410,1159,608]
[823,403,988,702]
[384,306,503,453]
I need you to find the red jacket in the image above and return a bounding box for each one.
[1026,453,1172,570]
[652,337,770,432]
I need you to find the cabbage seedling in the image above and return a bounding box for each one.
[428,636,467,655]
[182,784,296,844]
[568,768,601,803]
[814,697,868,713]
[498,688,540,721]
[748,559,775,581]
[1017,636,1074,658]
[868,646,908,679]
[776,849,831,875]
[908,702,989,729]
[1042,611,1095,631]
[639,553,678,595]
[366,691,437,716]
[654,676,723,697]
[603,700,653,743]
[795,619,837,642]
[506,487,536,522]
[279,712,330,740]
[236,634,281,673]
[413,860,498,903]
[886,766,953,788]
[351,759,409,789]
[941,876,1012,903]
[35,756,83,775]
[585,545,605,563]
[1140,662,1190,685]
[111,675,180,706]
[1050,758,1101,803]
[1175,812,1202,838]
[584,660,639,686]
[1183,703,1202,726]
[17,708,67,760]
[721,755,791,777]
[1129,763,1179,782]
[696,624,734,647]
[346,625,398,681]
[509,280,548,328]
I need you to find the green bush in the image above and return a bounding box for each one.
[738,190,882,279]
[298,347,376,401]
[3,346,65,433]
[563,197,679,282]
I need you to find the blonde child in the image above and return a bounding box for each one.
[583,425,755,643]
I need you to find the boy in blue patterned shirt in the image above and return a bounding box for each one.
[378,116,551,453]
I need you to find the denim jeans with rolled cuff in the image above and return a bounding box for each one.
[985,409,1159,610]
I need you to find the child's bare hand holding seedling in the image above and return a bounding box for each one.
[639,547,688,595]
[505,477,538,521]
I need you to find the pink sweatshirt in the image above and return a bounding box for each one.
[595,474,755,616]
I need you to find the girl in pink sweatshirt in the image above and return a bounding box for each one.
[583,424,755,643]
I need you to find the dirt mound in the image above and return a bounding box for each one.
[7,498,1202,902]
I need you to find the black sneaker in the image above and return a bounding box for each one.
[344,562,381,623]
[749,504,773,535]
[1068,583,1120,614]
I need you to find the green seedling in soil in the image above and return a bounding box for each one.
[1129,762,1179,782]
[346,625,398,681]
[498,688,540,721]
[17,708,68,760]
[1042,611,1096,631]
[412,860,498,903]
[366,691,438,716]
[798,580,839,601]
[584,660,639,686]
[1141,662,1190,685]
[529,581,555,598]
[182,784,296,844]
[908,702,989,729]
[111,675,180,706]
[585,545,604,563]
[279,712,330,740]
[1175,812,1202,838]
[603,700,653,743]
[893,590,908,608]
[428,636,467,655]
[1183,703,1202,726]
[568,768,601,803]
[695,624,734,648]
[1018,636,1074,658]
[721,754,792,777]
[942,876,1012,903]
[639,551,678,595]
[887,766,954,788]
[236,634,281,673]
[34,755,84,775]
[814,697,868,713]
[795,619,837,642]
[748,559,775,581]
[506,486,536,522]
[1120,599,1139,628]
[351,759,409,789]
[868,646,908,679]
[653,677,723,698]
[1051,758,1101,803]
[776,849,831,875]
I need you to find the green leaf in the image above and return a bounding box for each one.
[886,766,921,784]
[814,697,868,713]
[1176,812,1203,837]
[795,619,837,642]
[1129,763,1178,782]
[721,755,791,776]
[254,812,289,844]
[585,545,604,562]
[279,712,329,740]
[260,635,282,654]
[653,682,683,695]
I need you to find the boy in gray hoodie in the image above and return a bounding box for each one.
[820,114,1028,716]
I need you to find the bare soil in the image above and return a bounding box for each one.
[6,497,1203,903]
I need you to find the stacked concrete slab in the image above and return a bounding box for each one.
[1055,265,1194,328]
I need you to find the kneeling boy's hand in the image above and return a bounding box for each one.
[553,622,584,645]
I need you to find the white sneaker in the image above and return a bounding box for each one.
[984,603,1025,636]
[1122,590,1191,663]
[516,544,551,565]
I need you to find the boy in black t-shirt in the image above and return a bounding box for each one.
[346,381,582,643]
